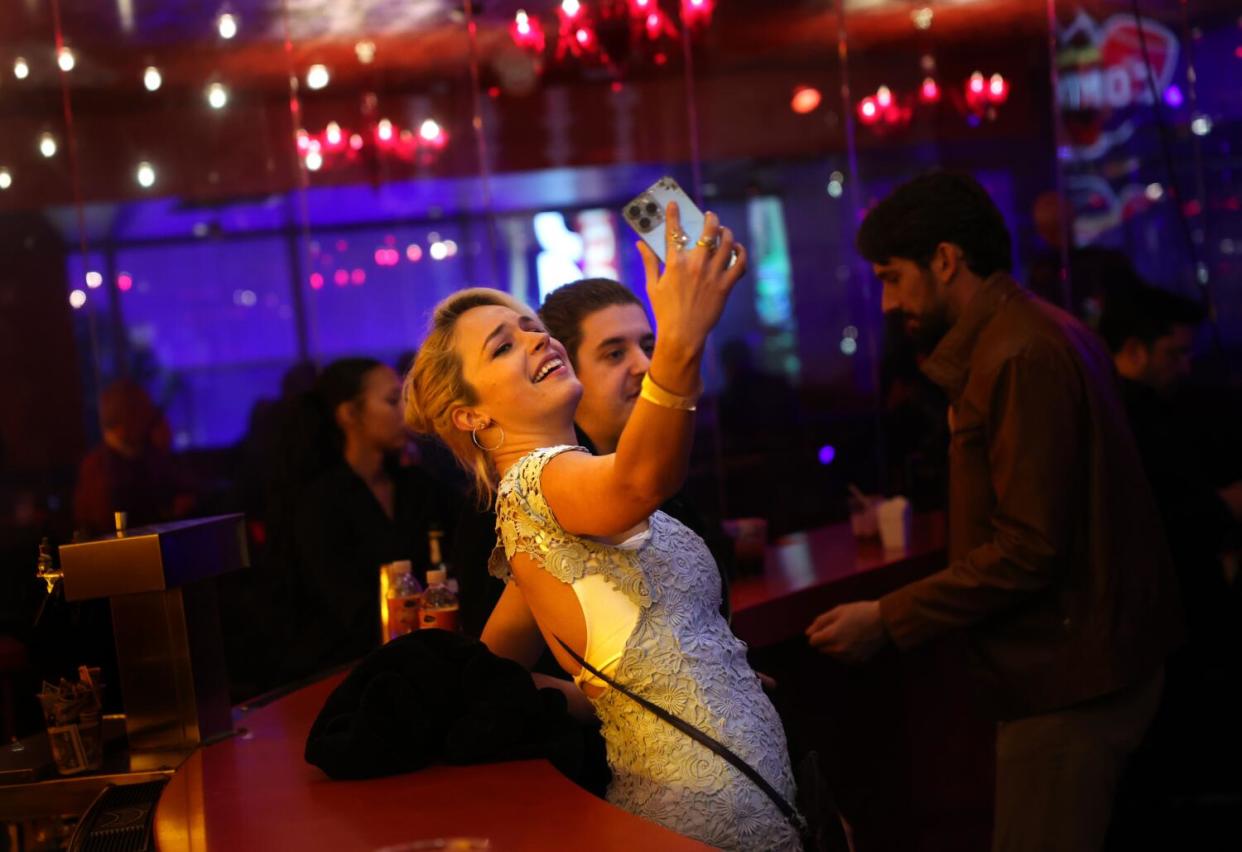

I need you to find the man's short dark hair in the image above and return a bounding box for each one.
[1098,284,1206,354]
[857,171,1013,278]
[538,278,644,367]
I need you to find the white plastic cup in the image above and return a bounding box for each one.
[877,497,912,552]
[847,495,880,539]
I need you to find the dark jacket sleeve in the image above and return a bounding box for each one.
[879,342,1086,649]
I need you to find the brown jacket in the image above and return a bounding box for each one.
[878,273,1182,719]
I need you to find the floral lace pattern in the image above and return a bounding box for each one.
[491,446,801,851]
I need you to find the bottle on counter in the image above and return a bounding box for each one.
[420,530,459,631]
[420,569,459,631]
[427,529,456,589]
[381,560,422,642]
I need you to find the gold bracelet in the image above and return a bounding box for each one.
[640,373,700,411]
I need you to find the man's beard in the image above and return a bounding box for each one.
[888,305,952,355]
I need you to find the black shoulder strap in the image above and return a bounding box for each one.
[553,635,805,832]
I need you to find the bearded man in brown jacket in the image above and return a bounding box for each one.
[807,172,1182,852]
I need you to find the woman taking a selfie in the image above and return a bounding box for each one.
[404,205,801,851]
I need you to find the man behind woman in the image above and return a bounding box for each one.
[404,206,802,851]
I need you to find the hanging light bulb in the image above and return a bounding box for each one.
[207,82,228,109]
[306,64,330,90]
[965,71,988,110]
[143,66,162,91]
[988,73,1010,104]
[511,9,546,52]
[0,169,11,190]
[857,97,880,126]
[325,121,342,146]
[39,133,57,158]
[136,161,156,188]
[554,0,600,61]
[217,12,239,40]
[790,86,822,114]
[681,0,715,30]
[13,57,29,79]
[305,150,323,171]
[419,119,442,142]
[57,48,75,72]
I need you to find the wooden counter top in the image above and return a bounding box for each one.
[154,673,710,852]
[730,513,946,647]
[152,514,947,850]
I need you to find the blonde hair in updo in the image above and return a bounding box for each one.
[403,288,535,505]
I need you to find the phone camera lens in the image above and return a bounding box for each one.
[627,205,641,219]
[645,202,658,215]
[638,217,651,230]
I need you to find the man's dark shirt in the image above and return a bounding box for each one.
[878,273,1183,719]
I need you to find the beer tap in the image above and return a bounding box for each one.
[34,536,62,626]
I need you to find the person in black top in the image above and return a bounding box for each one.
[271,358,462,683]
[1098,285,1241,641]
[1098,283,1242,843]
[454,279,734,637]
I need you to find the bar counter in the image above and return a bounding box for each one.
[731,513,946,648]
[150,513,981,851]
[153,673,710,851]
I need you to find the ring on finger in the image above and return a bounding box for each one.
[670,229,690,249]
[695,236,716,249]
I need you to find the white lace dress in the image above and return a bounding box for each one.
[490,446,801,851]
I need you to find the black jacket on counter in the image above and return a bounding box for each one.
[305,629,602,791]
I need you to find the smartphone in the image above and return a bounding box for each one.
[622,176,706,264]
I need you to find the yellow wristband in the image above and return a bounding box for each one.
[640,373,700,412]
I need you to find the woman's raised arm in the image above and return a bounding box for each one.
[542,204,747,538]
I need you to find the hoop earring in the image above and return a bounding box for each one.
[471,423,505,452]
